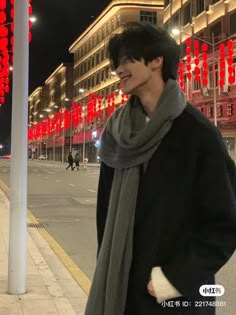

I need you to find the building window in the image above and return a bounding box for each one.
[164,0,170,8]
[87,58,91,71]
[116,14,120,27]
[209,21,222,38]
[91,55,95,68]
[183,4,191,25]
[111,19,115,31]
[96,52,100,65]
[91,76,95,88]
[101,69,105,82]
[172,12,180,28]
[95,72,100,85]
[101,27,105,39]
[230,12,236,35]
[140,11,157,25]
[100,48,104,61]
[164,21,170,32]
[196,0,205,16]
[97,31,100,43]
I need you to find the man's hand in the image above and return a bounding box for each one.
[147,280,156,297]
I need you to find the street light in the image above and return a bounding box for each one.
[78,88,87,169]
[65,98,73,152]
[171,28,234,127]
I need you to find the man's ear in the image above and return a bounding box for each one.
[150,56,163,70]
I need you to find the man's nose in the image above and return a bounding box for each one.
[116,64,124,78]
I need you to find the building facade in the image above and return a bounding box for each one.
[163,0,236,160]
[28,63,73,161]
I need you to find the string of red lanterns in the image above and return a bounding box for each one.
[28,91,131,141]
[201,43,209,87]
[227,39,234,85]
[178,37,235,90]
[178,61,184,92]
[0,0,33,106]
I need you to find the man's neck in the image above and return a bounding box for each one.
[138,80,165,118]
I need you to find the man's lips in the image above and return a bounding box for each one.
[121,75,131,83]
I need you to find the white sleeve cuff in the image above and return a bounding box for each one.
[151,267,182,303]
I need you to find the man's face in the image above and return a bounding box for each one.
[115,57,153,95]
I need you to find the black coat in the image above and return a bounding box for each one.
[96,104,236,315]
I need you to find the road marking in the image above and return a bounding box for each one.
[33,169,38,172]
[69,184,76,187]
[56,179,61,183]
[44,176,48,179]
[46,171,56,174]
[88,189,96,193]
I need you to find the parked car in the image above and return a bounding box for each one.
[38,155,47,160]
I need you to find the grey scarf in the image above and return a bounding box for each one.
[85,79,186,315]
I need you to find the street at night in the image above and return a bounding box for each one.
[0,159,236,315]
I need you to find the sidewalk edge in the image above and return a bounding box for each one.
[0,179,91,296]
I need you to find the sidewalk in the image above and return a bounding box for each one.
[0,187,88,314]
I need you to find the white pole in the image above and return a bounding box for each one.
[8,0,28,294]
[53,131,55,161]
[82,103,86,169]
[69,105,72,152]
[212,33,217,127]
[62,122,65,163]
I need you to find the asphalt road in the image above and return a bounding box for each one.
[0,159,235,314]
[0,159,99,280]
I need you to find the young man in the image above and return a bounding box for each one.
[85,23,236,315]
[66,152,74,170]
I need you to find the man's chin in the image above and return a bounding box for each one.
[123,86,133,95]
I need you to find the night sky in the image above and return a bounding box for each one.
[0,0,110,144]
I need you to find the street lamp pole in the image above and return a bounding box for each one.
[8,0,28,294]
[212,33,218,127]
[65,98,73,152]
[82,103,86,169]
[69,107,72,152]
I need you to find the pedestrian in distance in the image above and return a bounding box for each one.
[74,152,80,171]
[66,152,74,170]
[85,22,236,315]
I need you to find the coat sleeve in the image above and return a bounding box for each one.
[96,161,114,256]
[162,129,236,298]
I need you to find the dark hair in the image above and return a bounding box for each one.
[107,22,180,82]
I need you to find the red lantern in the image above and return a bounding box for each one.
[178,61,185,92]
[219,43,225,87]
[201,43,208,52]
[227,42,234,85]
[194,40,199,49]
[0,25,8,37]
[186,37,191,46]
[0,0,6,10]
[0,11,6,24]
[185,37,192,81]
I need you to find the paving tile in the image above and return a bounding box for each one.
[70,297,87,315]
[53,297,76,314]
[0,293,22,314]
[18,285,51,300]
[20,299,59,314]
[57,279,87,299]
